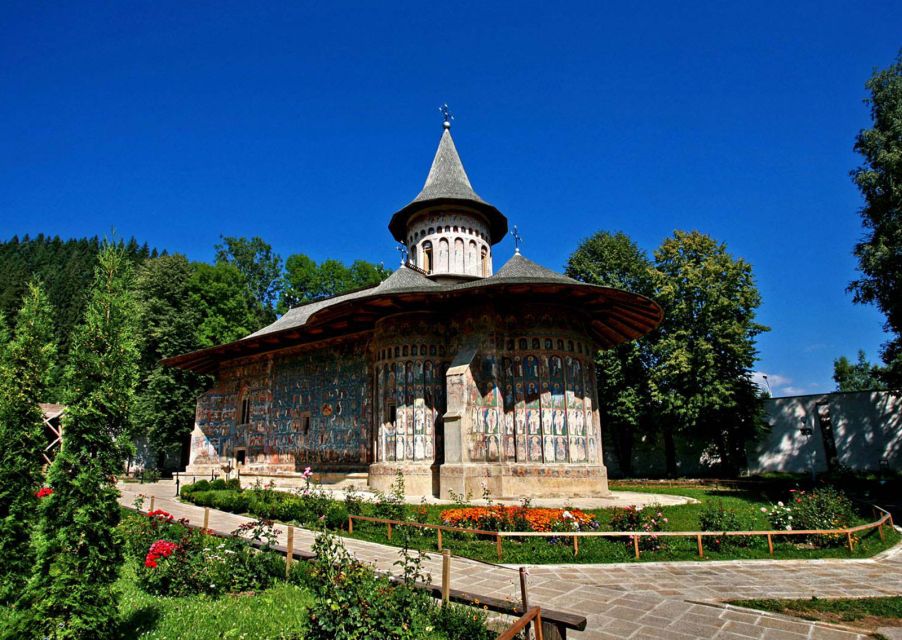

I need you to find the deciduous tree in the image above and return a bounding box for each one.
[650,231,768,475]
[850,51,902,386]
[134,255,209,458]
[832,350,886,392]
[215,236,282,322]
[565,231,657,475]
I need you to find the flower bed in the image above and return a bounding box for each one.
[440,506,599,532]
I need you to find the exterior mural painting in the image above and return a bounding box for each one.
[168,122,663,498]
[193,340,371,472]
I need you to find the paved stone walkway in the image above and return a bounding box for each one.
[119,482,902,640]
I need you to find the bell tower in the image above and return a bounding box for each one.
[388,112,508,282]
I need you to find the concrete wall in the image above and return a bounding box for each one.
[749,390,901,474]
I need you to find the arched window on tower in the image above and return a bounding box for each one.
[438,238,449,272]
[422,241,433,273]
[467,240,478,275]
[481,246,489,277]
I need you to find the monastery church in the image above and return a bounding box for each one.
[166,119,662,498]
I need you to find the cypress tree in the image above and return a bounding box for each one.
[9,244,140,639]
[0,283,55,603]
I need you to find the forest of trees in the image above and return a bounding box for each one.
[0,234,390,459]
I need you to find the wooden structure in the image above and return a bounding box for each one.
[39,403,65,465]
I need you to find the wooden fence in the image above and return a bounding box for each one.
[349,506,894,561]
[127,505,585,639]
[497,607,544,640]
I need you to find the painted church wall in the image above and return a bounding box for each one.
[194,339,371,471]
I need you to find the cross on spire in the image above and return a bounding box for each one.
[511,225,522,255]
[439,103,453,130]
[396,242,409,266]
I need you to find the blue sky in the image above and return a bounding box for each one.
[1,1,899,395]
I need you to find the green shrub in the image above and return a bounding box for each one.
[698,501,755,550]
[609,505,666,552]
[430,603,495,640]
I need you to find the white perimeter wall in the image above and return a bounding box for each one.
[750,390,902,474]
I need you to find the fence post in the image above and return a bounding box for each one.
[519,567,530,639]
[203,507,210,531]
[633,535,640,560]
[175,473,180,497]
[496,534,503,561]
[149,496,155,513]
[441,550,451,605]
[348,516,353,534]
[879,522,885,542]
[572,535,579,557]
[535,608,546,640]
[387,522,392,541]
[286,526,294,577]
[846,531,854,553]
[437,527,443,551]
[767,533,774,556]
[696,534,703,558]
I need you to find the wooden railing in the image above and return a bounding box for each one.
[497,607,544,640]
[350,506,895,561]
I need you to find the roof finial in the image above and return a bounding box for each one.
[511,225,522,255]
[396,242,409,266]
[439,103,453,130]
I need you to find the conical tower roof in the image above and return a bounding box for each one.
[389,128,508,244]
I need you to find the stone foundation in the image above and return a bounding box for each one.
[437,463,610,500]
[368,463,436,496]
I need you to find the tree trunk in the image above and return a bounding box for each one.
[663,426,677,477]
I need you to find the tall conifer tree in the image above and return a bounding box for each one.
[10,244,140,640]
[0,283,55,603]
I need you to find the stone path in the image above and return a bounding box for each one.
[119,482,902,640]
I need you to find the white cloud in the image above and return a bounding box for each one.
[752,371,795,396]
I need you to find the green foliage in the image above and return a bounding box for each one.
[189,262,262,348]
[10,243,141,640]
[429,603,495,640]
[565,231,656,474]
[698,501,755,550]
[0,235,154,398]
[215,236,283,323]
[0,282,56,603]
[305,530,436,640]
[650,230,769,475]
[788,487,855,545]
[833,349,887,392]
[133,255,210,454]
[609,505,667,551]
[849,50,902,386]
[730,595,902,627]
[373,471,407,521]
[280,253,390,312]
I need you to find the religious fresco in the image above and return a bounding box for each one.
[376,353,447,464]
[194,340,371,468]
[467,337,598,465]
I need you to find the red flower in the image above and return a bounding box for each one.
[35,487,53,499]
[144,539,179,569]
[147,509,174,521]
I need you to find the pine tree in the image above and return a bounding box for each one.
[10,244,140,639]
[0,283,56,603]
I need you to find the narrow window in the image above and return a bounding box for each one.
[303,414,311,435]
[423,240,433,273]
[240,397,250,425]
[481,247,489,276]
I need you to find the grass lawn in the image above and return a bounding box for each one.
[730,596,902,634]
[346,483,898,564]
[182,481,900,565]
[0,561,313,640]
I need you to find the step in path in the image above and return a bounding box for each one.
[118,482,902,640]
